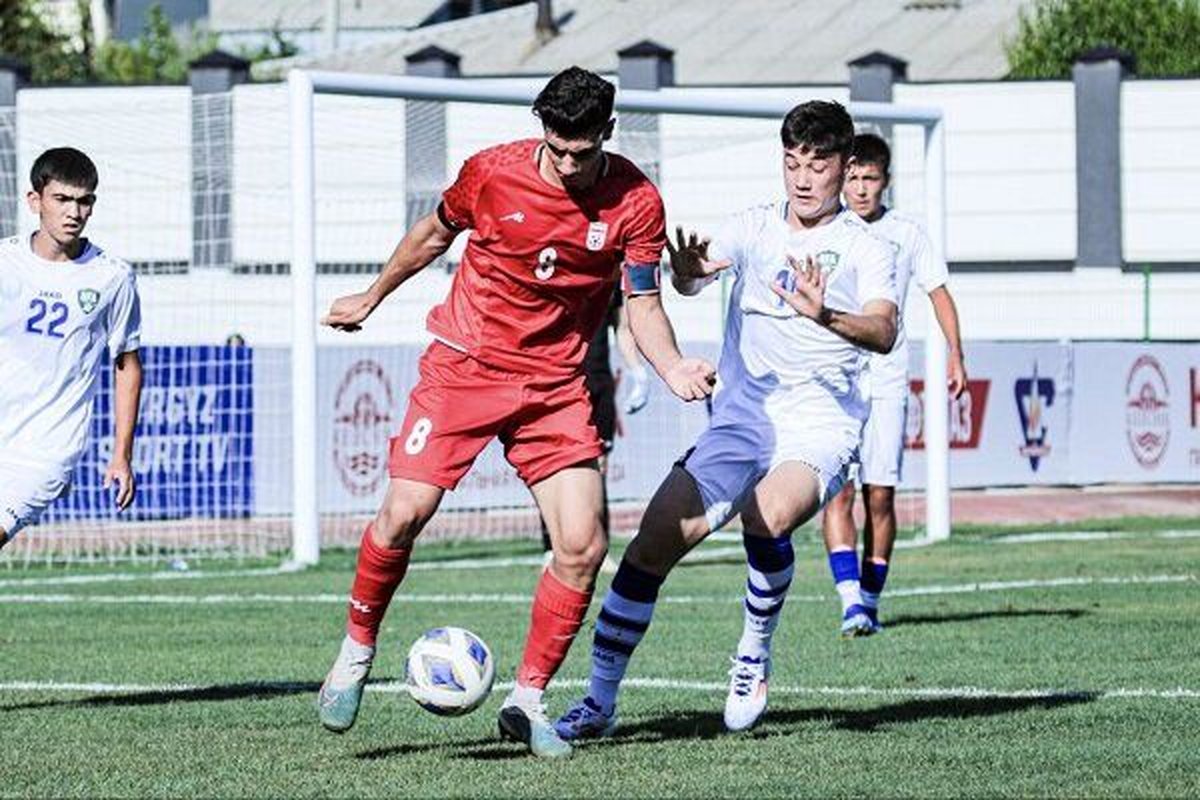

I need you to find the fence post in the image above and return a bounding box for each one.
[189,50,250,271]
[0,57,30,239]
[617,40,674,185]
[1073,46,1133,269]
[405,46,460,233]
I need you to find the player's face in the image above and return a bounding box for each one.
[27,179,96,244]
[541,123,612,191]
[844,162,888,221]
[782,146,846,222]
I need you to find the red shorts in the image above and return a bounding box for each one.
[388,342,605,489]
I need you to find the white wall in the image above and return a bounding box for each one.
[1122,79,1200,263]
[893,80,1077,263]
[16,86,192,263]
[11,78,1200,350]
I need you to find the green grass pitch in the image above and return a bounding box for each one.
[2,525,1199,798]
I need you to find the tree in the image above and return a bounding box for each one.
[93,3,218,84]
[0,0,93,83]
[1006,0,1200,78]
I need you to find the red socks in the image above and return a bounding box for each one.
[516,569,593,689]
[346,524,411,646]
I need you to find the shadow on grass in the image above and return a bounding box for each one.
[355,736,527,762]
[1,680,321,712]
[883,607,1089,630]
[601,692,1097,745]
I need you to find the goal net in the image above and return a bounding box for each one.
[0,75,946,567]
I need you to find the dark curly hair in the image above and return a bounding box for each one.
[780,100,854,161]
[532,66,616,139]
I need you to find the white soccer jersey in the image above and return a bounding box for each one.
[863,208,948,398]
[0,234,141,482]
[707,202,897,429]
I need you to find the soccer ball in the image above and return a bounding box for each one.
[404,626,495,716]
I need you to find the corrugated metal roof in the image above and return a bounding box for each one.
[257,0,1031,83]
[210,0,445,32]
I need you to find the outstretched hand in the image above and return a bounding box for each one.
[665,226,733,281]
[321,292,377,332]
[663,357,717,402]
[771,255,827,321]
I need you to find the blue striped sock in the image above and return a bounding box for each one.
[860,559,889,621]
[588,559,664,715]
[829,549,865,617]
[737,534,794,661]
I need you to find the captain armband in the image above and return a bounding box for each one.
[621,261,661,296]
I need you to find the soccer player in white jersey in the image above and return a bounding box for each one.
[824,133,966,638]
[0,148,143,551]
[554,101,898,740]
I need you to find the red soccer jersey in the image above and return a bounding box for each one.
[428,138,666,379]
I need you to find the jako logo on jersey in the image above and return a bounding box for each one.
[535,247,557,280]
[349,597,372,613]
[499,211,525,223]
[77,288,100,314]
[1015,362,1055,471]
[586,221,608,251]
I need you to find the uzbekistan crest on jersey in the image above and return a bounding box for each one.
[586,221,608,251]
[815,250,840,273]
[77,288,100,314]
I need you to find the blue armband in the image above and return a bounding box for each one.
[621,261,661,295]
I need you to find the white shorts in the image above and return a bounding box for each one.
[0,460,69,539]
[858,395,907,487]
[680,416,860,532]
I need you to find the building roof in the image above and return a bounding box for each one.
[257,0,1032,83]
[209,0,446,33]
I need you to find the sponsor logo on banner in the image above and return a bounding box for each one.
[332,360,396,496]
[1014,362,1055,471]
[1190,367,1200,468]
[905,379,990,450]
[1125,355,1170,469]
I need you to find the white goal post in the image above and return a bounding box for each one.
[287,69,950,565]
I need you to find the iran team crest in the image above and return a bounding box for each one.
[77,288,100,314]
[586,221,608,251]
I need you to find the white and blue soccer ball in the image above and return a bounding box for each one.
[404,626,495,716]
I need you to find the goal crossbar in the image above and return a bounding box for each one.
[287,69,950,565]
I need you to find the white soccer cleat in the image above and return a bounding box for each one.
[723,655,770,732]
[623,372,649,415]
[555,696,618,741]
[317,635,376,732]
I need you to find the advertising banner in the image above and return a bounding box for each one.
[903,341,1073,488]
[1069,342,1200,483]
[45,345,254,521]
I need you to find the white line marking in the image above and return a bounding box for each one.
[992,530,1200,544]
[1,573,1192,606]
[0,566,289,590]
[2,678,1196,701]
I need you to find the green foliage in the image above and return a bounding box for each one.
[0,0,93,83]
[1007,0,1200,78]
[0,1,289,86]
[93,4,218,84]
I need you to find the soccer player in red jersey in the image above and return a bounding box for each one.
[315,66,715,758]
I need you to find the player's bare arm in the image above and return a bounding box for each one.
[624,292,716,401]
[322,211,459,332]
[104,349,142,510]
[773,255,897,353]
[928,285,967,398]
[665,226,733,296]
